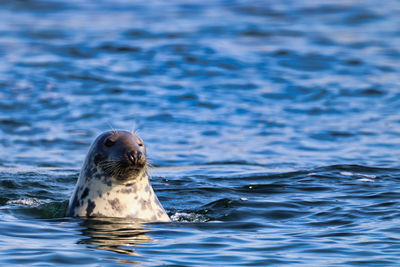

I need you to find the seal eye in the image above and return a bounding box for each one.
[104,138,115,147]
[138,143,143,147]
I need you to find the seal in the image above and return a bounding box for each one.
[66,130,170,222]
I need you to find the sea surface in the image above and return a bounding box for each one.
[1,0,400,265]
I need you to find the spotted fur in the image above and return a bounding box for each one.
[66,130,170,222]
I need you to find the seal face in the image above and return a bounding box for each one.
[66,130,170,222]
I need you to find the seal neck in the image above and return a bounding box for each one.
[110,169,148,186]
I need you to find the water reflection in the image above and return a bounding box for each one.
[77,217,152,259]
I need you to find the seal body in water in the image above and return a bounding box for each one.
[66,130,170,222]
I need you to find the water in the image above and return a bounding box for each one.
[1,0,400,265]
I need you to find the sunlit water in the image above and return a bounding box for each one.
[1,0,400,265]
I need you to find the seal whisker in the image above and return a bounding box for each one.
[130,120,141,135]
[106,121,117,135]
[98,159,122,177]
[146,162,153,169]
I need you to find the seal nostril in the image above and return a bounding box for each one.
[127,151,136,164]
[127,151,144,165]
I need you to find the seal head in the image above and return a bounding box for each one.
[91,130,147,182]
[66,130,170,222]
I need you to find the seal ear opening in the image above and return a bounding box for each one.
[94,154,102,165]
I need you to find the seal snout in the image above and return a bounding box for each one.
[126,150,145,166]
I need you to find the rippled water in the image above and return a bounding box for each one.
[1,0,400,265]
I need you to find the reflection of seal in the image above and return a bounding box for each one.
[78,218,152,258]
[66,130,170,222]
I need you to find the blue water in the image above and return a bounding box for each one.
[1,0,400,265]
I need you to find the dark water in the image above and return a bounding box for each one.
[1,0,400,265]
